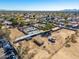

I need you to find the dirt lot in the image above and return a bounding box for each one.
[51,36,79,59]
[9,28,79,59]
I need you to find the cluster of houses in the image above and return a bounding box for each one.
[55,16,79,29]
[0,18,12,28]
[0,12,79,34]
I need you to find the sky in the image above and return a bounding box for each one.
[0,0,79,11]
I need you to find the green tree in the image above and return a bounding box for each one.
[9,18,18,26]
[19,20,26,26]
[42,23,55,31]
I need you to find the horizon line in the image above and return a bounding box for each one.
[0,8,79,11]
